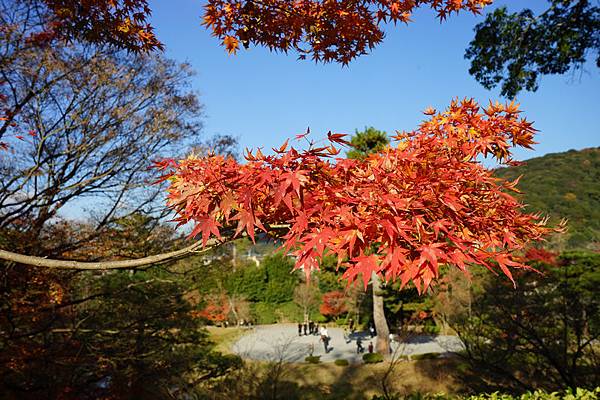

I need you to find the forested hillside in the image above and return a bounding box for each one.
[495,147,600,249]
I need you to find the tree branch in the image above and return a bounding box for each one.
[0,237,228,270]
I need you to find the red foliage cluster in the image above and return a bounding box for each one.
[15,0,492,62]
[416,310,429,320]
[204,0,493,63]
[194,298,230,323]
[524,248,558,266]
[161,99,557,293]
[41,0,163,52]
[2,1,495,149]
[320,290,347,318]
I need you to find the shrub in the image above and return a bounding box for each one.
[334,359,349,366]
[371,388,600,400]
[275,301,303,322]
[335,318,347,326]
[305,355,321,364]
[251,302,277,325]
[423,324,441,335]
[309,312,327,323]
[411,352,440,360]
[362,353,384,364]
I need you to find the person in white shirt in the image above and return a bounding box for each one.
[320,327,330,353]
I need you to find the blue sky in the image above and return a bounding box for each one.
[148,0,599,162]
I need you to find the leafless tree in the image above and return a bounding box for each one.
[0,0,208,261]
[293,279,321,323]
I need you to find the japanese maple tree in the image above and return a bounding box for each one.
[203,0,493,63]
[161,99,557,292]
[523,248,558,266]
[23,1,493,61]
[195,299,230,324]
[320,290,348,319]
[2,0,558,285]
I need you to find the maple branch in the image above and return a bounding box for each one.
[0,223,293,270]
[0,237,229,270]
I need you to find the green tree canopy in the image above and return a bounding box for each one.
[466,0,600,98]
[346,127,390,160]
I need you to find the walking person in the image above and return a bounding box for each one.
[349,318,355,333]
[369,323,376,338]
[320,326,330,353]
[303,323,308,336]
[308,320,314,334]
[368,341,374,354]
[321,334,330,353]
[298,323,302,336]
[356,337,364,353]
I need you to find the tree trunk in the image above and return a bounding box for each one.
[228,295,239,324]
[372,272,390,355]
[303,304,309,325]
[231,242,237,269]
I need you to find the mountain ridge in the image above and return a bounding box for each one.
[494,147,600,249]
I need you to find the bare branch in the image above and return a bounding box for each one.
[0,236,229,270]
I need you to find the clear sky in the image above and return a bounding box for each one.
[148,0,599,162]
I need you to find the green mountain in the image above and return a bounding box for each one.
[494,147,600,249]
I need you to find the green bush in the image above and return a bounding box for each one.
[371,387,600,400]
[455,362,470,374]
[411,352,440,360]
[275,301,303,322]
[310,313,327,323]
[335,318,347,326]
[334,359,349,366]
[423,324,441,335]
[251,302,277,325]
[362,353,384,364]
[305,355,321,364]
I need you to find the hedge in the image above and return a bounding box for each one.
[363,353,384,364]
[305,355,321,364]
[372,388,600,400]
[411,352,440,360]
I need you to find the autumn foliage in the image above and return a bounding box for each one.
[320,290,348,318]
[195,297,230,324]
[36,0,162,52]
[17,0,493,63]
[160,98,557,293]
[1,0,495,150]
[204,0,493,63]
[524,248,559,266]
[1,0,494,62]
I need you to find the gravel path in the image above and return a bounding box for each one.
[232,324,464,363]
